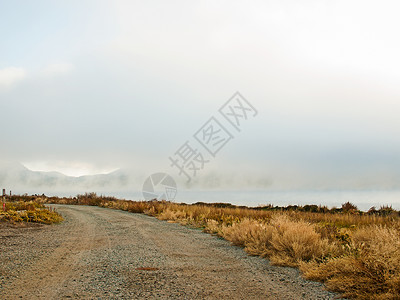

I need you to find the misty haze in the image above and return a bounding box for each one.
[1,1,400,211]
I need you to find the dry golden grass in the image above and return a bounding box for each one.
[0,201,63,224]
[10,193,400,299]
[300,225,400,299]
[205,215,338,267]
[266,216,335,266]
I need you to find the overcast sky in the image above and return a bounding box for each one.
[1,0,400,189]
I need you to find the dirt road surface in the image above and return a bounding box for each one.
[0,205,338,299]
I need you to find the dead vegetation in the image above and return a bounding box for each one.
[0,200,63,224]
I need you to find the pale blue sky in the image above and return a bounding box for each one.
[1,0,400,190]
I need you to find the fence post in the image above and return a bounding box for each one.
[2,189,5,211]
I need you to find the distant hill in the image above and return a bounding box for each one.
[0,161,274,196]
[0,162,140,195]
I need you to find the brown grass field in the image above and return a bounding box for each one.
[4,193,400,299]
[0,200,63,224]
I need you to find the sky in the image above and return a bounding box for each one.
[1,0,400,192]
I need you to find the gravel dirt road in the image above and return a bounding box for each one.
[0,205,339,299]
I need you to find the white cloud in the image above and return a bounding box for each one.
[41,63,74,77]
[0,67,26,89]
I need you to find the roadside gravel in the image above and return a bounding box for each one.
[0,205,340,299]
